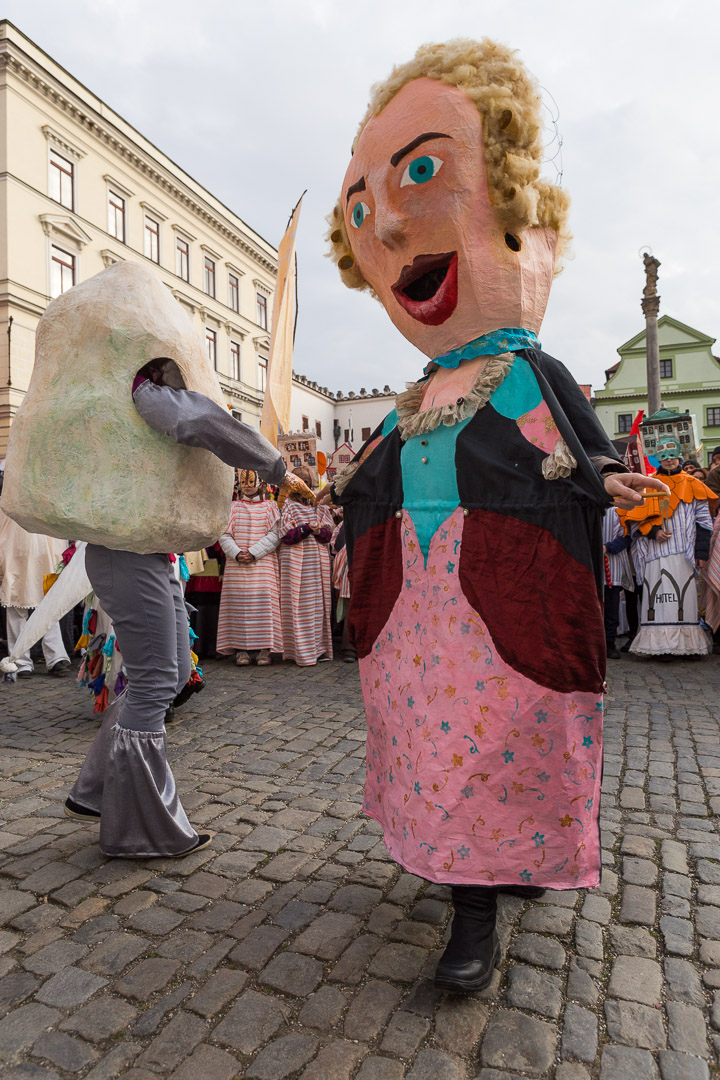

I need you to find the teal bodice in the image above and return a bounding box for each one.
[392,357,545,561]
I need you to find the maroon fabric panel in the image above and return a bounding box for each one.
[186,576,222,594]
[348,515,403,659]
[458,508,605,694]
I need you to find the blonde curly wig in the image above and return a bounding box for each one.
[327,37,571,291]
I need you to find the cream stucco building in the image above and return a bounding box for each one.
[289,374,397,460]
[0,20,278,456]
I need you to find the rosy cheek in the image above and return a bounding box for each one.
[348,230,379,273]
[347,217,374,248]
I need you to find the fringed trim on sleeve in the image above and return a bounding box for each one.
[396,353,515,440]
[333,459,362,497]
[542,438,577,480]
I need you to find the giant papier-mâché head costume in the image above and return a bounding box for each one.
[327,38,570,361]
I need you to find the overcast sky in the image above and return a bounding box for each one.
[10,0,720,395]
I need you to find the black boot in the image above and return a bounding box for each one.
[172,677,205,710]
[497,884,546,899]
[434,885,499,994]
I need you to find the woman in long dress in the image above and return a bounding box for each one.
[217,470,283,665]
[279,468,334,666]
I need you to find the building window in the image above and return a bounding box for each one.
[660,358,673,379]
[229,273,240,313]
[344,428,350,443]
[258,358,267,392]
[206,328,217,368]
[617,414,633,434]
[231,409,243,422]
[707,407,720,427]
[230,340,241,381]
[108,190,126,242]
[50,245,75,297]
[49,149,74,210]
[256,293,268,329]
[176,236,190,281]
[315,421,322,438]
[302,415,309,432]
[204,256,216,298]
[362,426,371,441]
[144,216,160,263]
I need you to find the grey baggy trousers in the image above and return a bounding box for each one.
[69,549,197,857]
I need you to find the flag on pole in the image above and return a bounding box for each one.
[624,408,648,474]
[260,194,304,447]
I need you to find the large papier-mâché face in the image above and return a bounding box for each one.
[1,262,233,553]
[342,78,557,358]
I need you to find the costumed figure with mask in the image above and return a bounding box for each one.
[217,469,283,666]
[279,466,334,666]
[324,39,669,992]
[1,262,313,858]
[622,435,716,658]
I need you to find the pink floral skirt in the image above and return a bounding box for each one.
[360,507,603,889]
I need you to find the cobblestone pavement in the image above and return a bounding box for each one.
[0,652,719,1080]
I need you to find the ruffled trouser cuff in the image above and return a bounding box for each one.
[68,690,198,857]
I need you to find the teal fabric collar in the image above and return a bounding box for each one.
[426,328,540,372]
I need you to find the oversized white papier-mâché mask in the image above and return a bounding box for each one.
[1,262,233,553]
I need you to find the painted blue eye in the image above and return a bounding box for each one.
[400,155,443,188]
[350,201,371,229]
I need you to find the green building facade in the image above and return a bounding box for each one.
[593,315,720,466]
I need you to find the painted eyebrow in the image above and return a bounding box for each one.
[390,131,451,168]
[345,177,366,206]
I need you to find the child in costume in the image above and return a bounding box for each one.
[324,38,668,992]
[2,262,313,858]
[279,466,334,666]
[217,469,283,666]
[623,434,716,657]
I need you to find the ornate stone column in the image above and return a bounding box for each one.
[641,253,662,416]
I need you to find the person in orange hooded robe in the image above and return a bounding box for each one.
[621,434,717,657]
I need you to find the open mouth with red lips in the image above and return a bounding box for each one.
[391,252,458,325]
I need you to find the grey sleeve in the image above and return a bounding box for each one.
[134,382,286,484]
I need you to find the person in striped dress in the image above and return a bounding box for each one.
[279,467,334,666]
[217,470,283,666]
[623,436,717,657]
